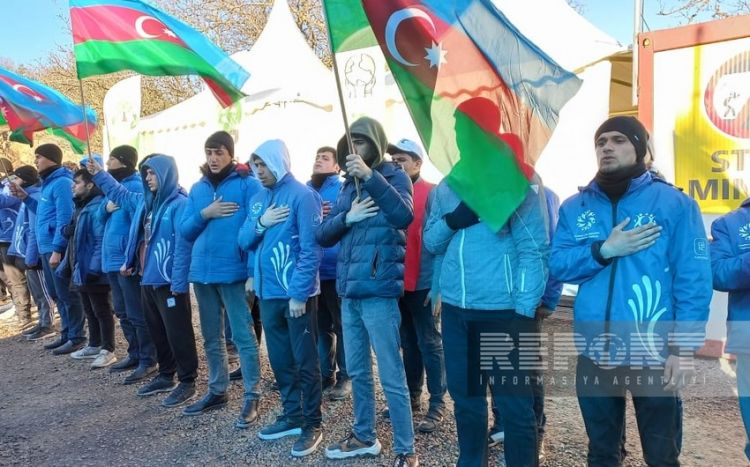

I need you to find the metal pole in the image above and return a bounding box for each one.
[632,0,644,107]
[78,79,93,160]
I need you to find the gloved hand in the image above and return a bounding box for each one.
[444,201,479,230]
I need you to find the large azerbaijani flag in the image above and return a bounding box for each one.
[69,0,249,108]
[325,0,581,231]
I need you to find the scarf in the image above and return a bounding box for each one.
[39,165,61,180]
[201,163,235,187]
[110,167,136,182]
[594,161,647,202]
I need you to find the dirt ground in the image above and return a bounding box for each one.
[0,303,747,466]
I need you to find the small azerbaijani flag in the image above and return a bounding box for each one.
[325,0,581,231]
[69,0,249,108]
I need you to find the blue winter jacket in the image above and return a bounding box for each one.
[423,177,549,316]
[99,172,143,273]
[710,198,750,355]
[307,174,342,281]
[181,166,262,284]
[0,188,20,244]
[541,187,563,310]
[316,162,414,299]
[550,172,712,365]
[92,155,192,294]
[63,195,107,287]
[8,185,40,267]
[239,140,322,302]
[34,167,74,255]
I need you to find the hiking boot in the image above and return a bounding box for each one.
[393,453,419,466]
[291,425,323,457]
[182,393,228,416]
[52,340,84,355]
[110,355,138,373]
[324,432,382,459]
[19,321,36,333]
[488,427,505,448]
[91,350,117,369]
[123,364,157,385]
[162,382,196,408]
[71,345,101,360]
[137,375,177,397]
[22,324,41,336]
[229,366,242,381]
[43,336,66,349]
[27,326,55,341]
[329,378,351,401]
[417,407,445,433]
[257,415,303,440]
[235,399,259,429]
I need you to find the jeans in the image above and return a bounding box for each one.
[317,280,347,382]
[225,296,263,346]
[576,355,682,467]
[194,282,261,401]
[442,303,537,467]
[141,285,198,383]
[80,289,115,352]
[737,354,750,461]
[260,298,322,426]
[26,268,54,328]
[108,272,155,366]
[42,252,84,343]
[342,297,414,455]
[399,289,446,412]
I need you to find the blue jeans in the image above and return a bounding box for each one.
[318,280,347,382]
[26,269,54,328]
[735,354,750,461]
[399,289,446,411]
[576,355,682,466]
[41,252,84,343]
[342,297,414,455]
[442,303,537,467]
[108,272,155,366]
[193,282,261,401]
[260,298,322,426]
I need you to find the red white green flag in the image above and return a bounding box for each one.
[69,0,249,108]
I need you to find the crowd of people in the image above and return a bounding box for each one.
[3,114,750,467]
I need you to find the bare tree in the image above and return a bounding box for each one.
[657,0,750,22]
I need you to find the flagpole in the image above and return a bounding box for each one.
[78,79,93,160]
[321,5,361,197]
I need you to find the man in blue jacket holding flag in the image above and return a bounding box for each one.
[550,116,712,466]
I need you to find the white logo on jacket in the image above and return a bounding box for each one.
[270,241,293,292]
[153,238,172,282]
[627,275,667,363]
[740,223,750,242]
[576,210,596,231]
[633,213,656,228]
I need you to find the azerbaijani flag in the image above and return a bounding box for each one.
[326,0,581,231]
[69,0,249,108]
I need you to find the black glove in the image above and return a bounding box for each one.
[444,201,480,230]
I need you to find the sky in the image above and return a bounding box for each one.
[0,0,714,67]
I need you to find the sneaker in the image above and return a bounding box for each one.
[229,366,242,381]
[162,382,196,408]
[257,416,303,440]
[538,435,546,462]
[488,428,505,448]
[325,432,382,459]
[329,378,352,401]
[137,375,177,397]
[43,336,67,350]
[123,364,157,385]
[22,324,41,336]
[27,326,55,341]
[91,350,117,369]
[71,346,101,360]
[417,408,444,433]
[19,321,36,333]
[291,426,323,457]
[52,340,84,355]
[109,355,138,373]
[235,399,259,429]
[182,393,228,416]
[393,453,419,466]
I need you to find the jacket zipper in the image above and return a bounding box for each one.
[459,229,466,308]
[603,200,619,350]
[256,190,273,299]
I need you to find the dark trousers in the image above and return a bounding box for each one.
[80,289,115,352]
[0,243,31,323]
[141,285,198,383]
[317,280,347,382]
[108,272,155,366]
[442,303,538,467]
[399,288,446,411]
[576,355,682,467]
[42,252,85,343]
[260,298,322,427]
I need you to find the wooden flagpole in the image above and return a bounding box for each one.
[78,79,93,160]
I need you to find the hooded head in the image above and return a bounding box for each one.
[79,154,104,169]
[336,116,388,170]
[251,139,291,188]
[139,154,181,210]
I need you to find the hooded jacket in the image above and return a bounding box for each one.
[317,117,414,298]
[8,185,40,267]
[0,188,20,244]
[58,193,108,288]
[306,174,342,281]
[239,139,322,302]
[99,171,143,273]
[33,166,74,255]
[181,164,261,284]
[424,177,549,316]
[92,155,191,294]
[710,198,750,354]
[550,172,712,365]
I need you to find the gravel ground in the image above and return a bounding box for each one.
[0,302,746,466]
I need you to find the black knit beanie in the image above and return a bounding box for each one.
[14,165,38,187]
[595,116,649,162]
[205,131,234,158]
[35,143,63,165]
[110,145,138,170]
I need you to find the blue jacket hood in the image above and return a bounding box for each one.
[140,154,182,211]
[252,140,291,183]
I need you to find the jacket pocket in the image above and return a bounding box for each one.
[371,251,379,278]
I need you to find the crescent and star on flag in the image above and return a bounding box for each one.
[134,15,177,40]
[385,7,447,70]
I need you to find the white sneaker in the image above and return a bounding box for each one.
[91,350,117,369]
[488,429,505,448]
[71,346,101,360]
